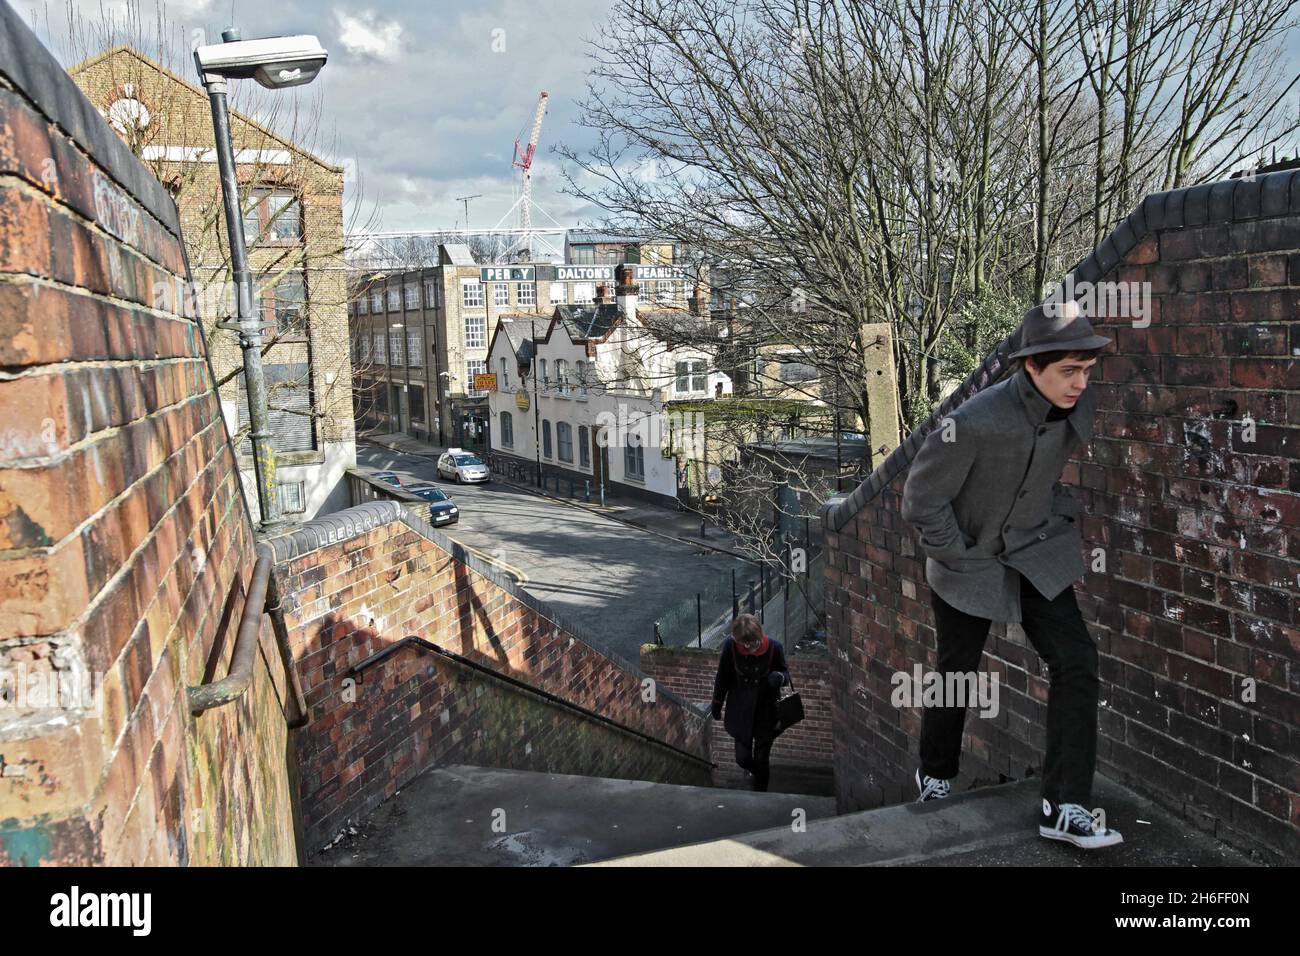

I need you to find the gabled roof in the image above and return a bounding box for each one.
[67,44,343,173]
[488,315,555,359]
[554,302,622,342]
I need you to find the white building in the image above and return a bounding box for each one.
[485,267,730,507]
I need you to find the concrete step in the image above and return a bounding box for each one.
[587,775,1260,867]
[310,764,838,867]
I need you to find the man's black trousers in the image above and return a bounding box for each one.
[920,571,1100,806]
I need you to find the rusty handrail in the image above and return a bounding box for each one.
[187,552,272,713]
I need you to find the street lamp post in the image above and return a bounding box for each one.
[195,29,328,532]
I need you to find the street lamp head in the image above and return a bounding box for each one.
[195,34,328,89]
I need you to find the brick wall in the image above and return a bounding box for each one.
[820,171,1300,863]
[0,8,298,866]
[640,644,834,786]
[268,502,711,852]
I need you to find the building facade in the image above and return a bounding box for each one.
[71,45,356,521]
[348,246,704,452]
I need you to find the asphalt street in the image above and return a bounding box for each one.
[356,442,757,663]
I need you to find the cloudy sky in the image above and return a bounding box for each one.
[17,1,1300,242]
[19,0,617,234]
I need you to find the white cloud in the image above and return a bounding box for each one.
[334,8,403,61]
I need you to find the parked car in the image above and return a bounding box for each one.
[437,449,490,483]
[408,484,459,525]
[373,471,404,487]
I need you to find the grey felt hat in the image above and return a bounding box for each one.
[1009,300,1113,359]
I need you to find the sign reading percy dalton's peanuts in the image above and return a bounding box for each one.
[481,267,535,282]
[555,265,614,281]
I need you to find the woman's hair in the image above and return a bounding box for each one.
[731,613,763,644]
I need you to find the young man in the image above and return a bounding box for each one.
[900,303,1124,849]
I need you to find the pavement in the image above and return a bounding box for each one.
[309,764,838,867]
[354,435,762,660]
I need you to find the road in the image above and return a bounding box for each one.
[356,442,756,664]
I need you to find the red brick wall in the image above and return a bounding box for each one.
[269,503,711,851]
[0,13,298,866]
[821,176,1300,863]
[640,644,834,786]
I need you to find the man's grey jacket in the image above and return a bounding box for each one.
[900,365,1095,623]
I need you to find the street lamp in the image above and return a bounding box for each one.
[194,29,328,532]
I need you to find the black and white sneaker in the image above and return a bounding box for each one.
[1039,799,1124,848]
[916,768,952,803]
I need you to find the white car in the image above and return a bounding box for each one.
[437,448,490,483]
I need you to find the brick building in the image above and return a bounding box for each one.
[70,45,356,521]
[348,245,705,450]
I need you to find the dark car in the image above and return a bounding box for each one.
[373,471,404,488]
[408,484,459,525]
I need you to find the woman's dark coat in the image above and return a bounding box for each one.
[711,638,790,741]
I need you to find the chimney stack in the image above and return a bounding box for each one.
[615,263,639,325]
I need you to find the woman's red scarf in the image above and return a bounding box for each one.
[735,633,771,656]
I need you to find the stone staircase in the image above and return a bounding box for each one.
[310,764,1259,867]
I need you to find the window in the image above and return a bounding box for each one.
[572,283,595,304]
[555,359,568,394]
[358,293,369,315]
[462,279,483,308]
[557,421,573,463]
[407,328,423,367]
[278,481,306,514]
[518,283,536,307]
[579,425,590,467]
[386,288,401,312]
[549,283,567,305]
[493,283,509,307]
[405,283,420,310]
[409,384,425,426]
[624,431,645,480]
[374,331,387,364]
[500,410,514,447]
[467,359,487,395]
[539,358,548,386]
[260,269,305,337]
[675,359,707,393]
[542,419,552,458]
[499,356,509,389]
[465,314,486,349]
[359,333,371,363]
[238,362,315,454]
[371,290,383,313]
[390,328,405,367]
[243,189,301,243]
[424,279,440,309]
[570,245,594,264]
[576,359,588,396]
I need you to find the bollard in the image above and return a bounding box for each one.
[600,482,606,508]
[700,518,707,539]
[585,479,590,502]
[653,621,663,645]
[697,593,702,647]
[732,569,738,620]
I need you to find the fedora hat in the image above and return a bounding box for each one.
[1009,299,1113,360]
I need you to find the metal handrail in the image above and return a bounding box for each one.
[348,636,715,769]
[188,553,271,713]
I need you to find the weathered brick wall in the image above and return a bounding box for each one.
[268,502,711,851]
[821,172,1300,863]
[640,644,833,786]
[0,9,298,865]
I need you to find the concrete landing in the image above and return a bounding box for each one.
[310,764,838,867]
[588,775,1260,867]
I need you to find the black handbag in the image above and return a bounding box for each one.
[773,671,805,736]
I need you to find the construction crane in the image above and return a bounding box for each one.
[511,91,549,259]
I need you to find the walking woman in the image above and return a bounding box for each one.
[710,613,790,792]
